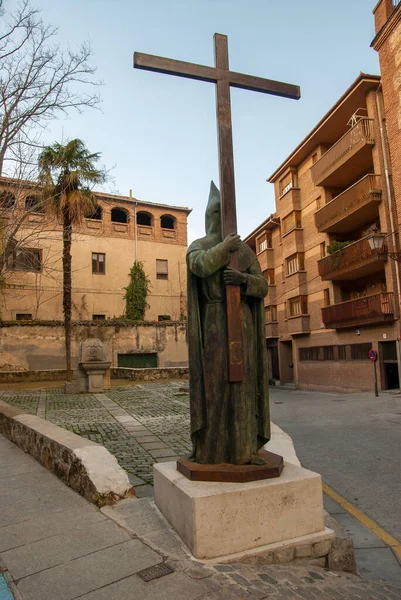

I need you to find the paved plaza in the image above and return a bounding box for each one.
[0,381,192,494]
[1,433,401,600]
[1,381,401,598]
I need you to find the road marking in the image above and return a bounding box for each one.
[323,483,401,561]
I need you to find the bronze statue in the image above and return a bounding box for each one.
[186,182,271,465]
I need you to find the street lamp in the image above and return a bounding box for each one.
[367,227,386,252]
[368,227,401,262]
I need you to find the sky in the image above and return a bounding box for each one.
[8,0,380,243]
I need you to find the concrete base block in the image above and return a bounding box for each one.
[154,461,333,560]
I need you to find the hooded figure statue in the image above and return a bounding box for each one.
[186,182,271,465]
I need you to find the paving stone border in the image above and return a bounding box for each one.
[0,399,134,507]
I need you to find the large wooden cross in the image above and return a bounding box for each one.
[134,34,300,382]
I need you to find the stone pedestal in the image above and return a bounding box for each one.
[77,338,111,393]
[154,461,333,561]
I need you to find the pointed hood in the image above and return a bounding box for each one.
[205,180,222,237]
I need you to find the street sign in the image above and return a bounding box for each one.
[368,349,377,362]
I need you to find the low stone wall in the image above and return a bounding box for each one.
[0,399,134,506]
[0,320,188,371]
[0,369,69,384]
[112,367,189,381]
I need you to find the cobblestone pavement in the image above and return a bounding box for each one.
[0,382,192,488]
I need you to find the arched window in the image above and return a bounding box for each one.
[0,191,16,210]
[136,211,152,226]
[111,207,128,223]
[25,195,43,213]
[86,205,103,220]
[160,214,176,230]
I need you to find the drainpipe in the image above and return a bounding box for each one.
[130,189,138,262]
[376,86,401,387]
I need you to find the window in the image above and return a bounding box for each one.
[350,343,372,360]
[158,315,171,321]
[289,295,308,317]
[257,234,271,252]
[299,347,320,361]
[0,190,16,209]
[282,211,301,234]
[286,252,305,275]
[92,252,105,274]
[266,269,275,285]
[259,239,267,252]
[323,346,334,360]
[316,196,321,210]
[156,259,168,279]
[25,195,43,213]
[8,249,41,272]
[16,313,32,320]
[279,171,297,197]
[111,207,128,223]
[86,205,102,220]
[324,288,330,307]
[266,305,277,322]
[137,211,152,226]
[160,215,175,229]
[338,345,347,360]
[92,314,106,320]
[320,242,326,258]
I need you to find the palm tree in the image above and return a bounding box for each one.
[38,139,106,382]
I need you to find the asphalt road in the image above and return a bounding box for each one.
[270,387,401,542]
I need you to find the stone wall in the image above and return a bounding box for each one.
[0,321,188,372]
[0,399,134,506]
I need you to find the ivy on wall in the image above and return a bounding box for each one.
[124,261,150,321]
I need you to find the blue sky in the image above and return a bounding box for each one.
[27,0,379,242]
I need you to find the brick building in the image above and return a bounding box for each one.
[246,74,401,393]
[372,0,401,237]
[0,177,191,323]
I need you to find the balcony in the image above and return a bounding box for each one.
[265,322,279,338]
[318,235,387,281]
[322,293,394,329]
[288,315,310,336]
[257,248,274,271]
[314,174,382,233]
[311,118,375,187]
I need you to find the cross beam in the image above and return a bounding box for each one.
[134,34,300,382]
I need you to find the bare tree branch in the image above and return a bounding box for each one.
[0,1,101,175]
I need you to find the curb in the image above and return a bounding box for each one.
[0,399,135,507]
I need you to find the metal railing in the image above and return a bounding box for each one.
[311,117,375,185]
[322,292,394,329]
[314,174,382,232]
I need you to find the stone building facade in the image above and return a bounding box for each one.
[0,177,191,322]
[246,74,401,393]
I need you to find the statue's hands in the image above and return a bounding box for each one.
[223,268,246,286]
[222,233,241,253]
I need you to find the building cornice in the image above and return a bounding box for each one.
[371,3,401,50]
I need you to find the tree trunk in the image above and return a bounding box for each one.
[63,209,73,381]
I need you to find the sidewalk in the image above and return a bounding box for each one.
[1,434,400,600]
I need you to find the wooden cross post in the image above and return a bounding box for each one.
[134,34,300,382]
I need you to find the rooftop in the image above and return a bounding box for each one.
[268,73,381,183]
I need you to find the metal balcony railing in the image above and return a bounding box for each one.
[311,118,375,186]
[322,292,394,329]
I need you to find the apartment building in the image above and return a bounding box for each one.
[372,0,401,226]
[0,177,191,322]
[246,74,401,393]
